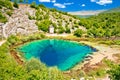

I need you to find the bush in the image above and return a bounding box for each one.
[65,27,71,33]
[58,26,65,34]
[13,2,19,8]
[25,58,47,72]
[19,0,23,3]
[74,29,83,37]
[36,20,51,32]
[6,10,13,16]
[114,40,120,45]
[0,12,7,23]
[28,15,35,20]
[7,35,19,45]
[107,64,120,80]
[30,1,37,8]
[0,0,13,9]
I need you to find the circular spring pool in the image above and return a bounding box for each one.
[18,39,96,71]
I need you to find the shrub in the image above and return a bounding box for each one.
[6,10,13,16]
[13,0,19,8]
[0,0,13,9]
[65,27,71,33]
[0,12,7,23]
[19,0,23,3]
[107,64,120,80]
[74,29,83,37]
[36,20,51,32]
[30,1,37,8]
[58,26,65,34]
[7,35,19,45]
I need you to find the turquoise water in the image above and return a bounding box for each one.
[18,39,96,71]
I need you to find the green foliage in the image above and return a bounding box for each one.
[114,40,120,45]
[25,58,47,72]
[107,64,120,80]
[74,29,83,37]
[87,68,106,77]
[28,15,35,20]
[6,10,13,16]
[80,12,120,38]
[35,10,43,20]
[65,27,71,33]
[0,0,13,23]
[74,24,79,28]
[20,33,46,42]
[0,42,27,80]
[7,35,19,45]
[0,12,7,23]
[36,19,51,32]
[58,26,65,34]
[102,59,120,80]
[30,1,81,34]
[0,34,70,80]
[30,1,37,8]
[69,18,72,22]
[44,14,49,19]
[103,7,120,13]
[38,4,46,8]
[19,0,23,3]
[50,8,57,12]
[13,0,19,8]
[0,42,9,54]
[0,0,13,9]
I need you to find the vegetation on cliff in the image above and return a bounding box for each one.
[0,0,13,23]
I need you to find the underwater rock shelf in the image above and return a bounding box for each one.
[18,39,96,71]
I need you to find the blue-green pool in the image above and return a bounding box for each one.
[18,39,96,71]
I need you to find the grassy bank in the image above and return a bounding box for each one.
[0,33,120,79]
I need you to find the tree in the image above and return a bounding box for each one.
[108,64,120,80]
[104,29,112,38]
[25,58,47,72]
[6,11,13,16]
[65,27,71,33]
[13,0,19,8]
[19,0,23,3]
[7,35,19,45]
[74,29,83,37]
[39,4,46,8]
[0,12,7,23]
[30,1,37,8]
[36,20,51,32]
[58,26,65,34]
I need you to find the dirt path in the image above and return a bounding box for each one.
[71,41,120,72]
[46,33,71,37]
[80,41,120,65]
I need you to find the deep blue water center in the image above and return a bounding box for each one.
[19,39,96,71]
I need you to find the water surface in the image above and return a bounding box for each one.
[18,39,96,71]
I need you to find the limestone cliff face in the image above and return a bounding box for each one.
[0,4,86,38]
[0,4,38,38]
